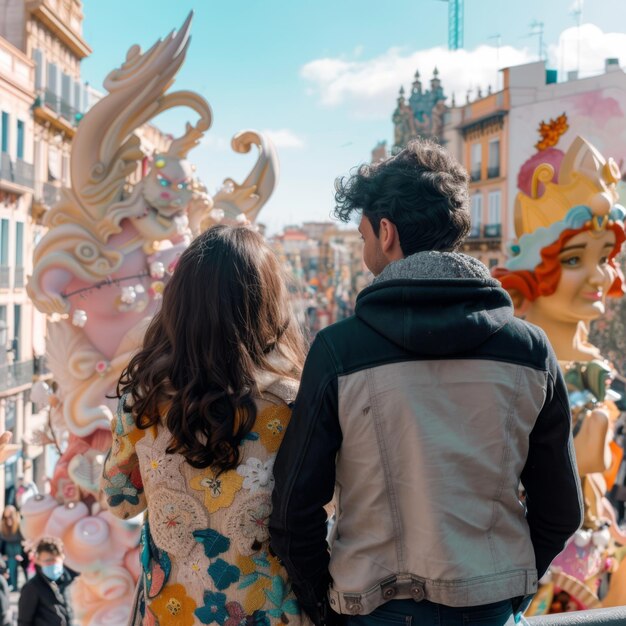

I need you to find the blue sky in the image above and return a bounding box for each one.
[81,1,626,233]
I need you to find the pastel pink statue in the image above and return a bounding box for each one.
[24,13,278,625]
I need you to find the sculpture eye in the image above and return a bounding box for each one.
[157,175,170,187]
[177,181,188,190]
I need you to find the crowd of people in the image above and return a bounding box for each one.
[1,136,624,625]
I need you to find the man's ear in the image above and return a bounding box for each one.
[378,218,396,253]
[379,218,404,260]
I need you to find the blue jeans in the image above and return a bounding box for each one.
[345,598,517,626]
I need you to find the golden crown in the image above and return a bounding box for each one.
[514,136,622,239]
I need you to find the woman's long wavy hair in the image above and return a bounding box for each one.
[1,505,19,537]
[117,225,306,472]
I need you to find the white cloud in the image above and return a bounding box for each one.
[548,23,626,77]
[300,45,533,119]
[300,23,626,120]
[262,128,305,149]
[200,134,229,151]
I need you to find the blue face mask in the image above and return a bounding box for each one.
[41,563,63,581]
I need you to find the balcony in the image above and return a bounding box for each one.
[0,359,36,393]
[43,88,60,114]
[14,267,24,289]
[14,159,34,188]
[33,181,61,220]
[59,98,78,122]
[487,165,500,179]
[43,181,60,206]
[0,153,34,190]
[33,92,78,137]
[33,354,51,378]
[0,266,9,289]
[470,169,481,182]
[484,223,502,238]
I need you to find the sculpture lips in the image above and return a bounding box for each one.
[582,291,602,301]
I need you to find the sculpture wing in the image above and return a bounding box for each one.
[212,130,278,223]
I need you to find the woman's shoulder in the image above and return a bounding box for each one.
[256,376,299,408]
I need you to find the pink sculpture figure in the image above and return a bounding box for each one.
[23,13,278,625]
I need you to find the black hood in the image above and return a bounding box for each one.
[355,253,514,356]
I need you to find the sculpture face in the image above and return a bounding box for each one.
[529,229,617,324]
[132,156,194,240]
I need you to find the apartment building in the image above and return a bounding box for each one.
[446,82,511,268]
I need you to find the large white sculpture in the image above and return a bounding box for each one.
[23,13,278,625]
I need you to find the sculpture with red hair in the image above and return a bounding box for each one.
[493,136,626,614]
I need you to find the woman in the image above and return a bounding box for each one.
[494,136,626,613]
[102,225,310,626]
[0,505,25,591]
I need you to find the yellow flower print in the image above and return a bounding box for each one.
[150,583,197,626]
[255,404,291,453]
[189,467,243,513]
[236,554,256,576]
[128,423,156,446]
[235,552,284,613]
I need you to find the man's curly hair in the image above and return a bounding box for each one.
[335,138,471,255]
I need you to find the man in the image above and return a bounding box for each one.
[270,138,583,625]
[18,537,78,626]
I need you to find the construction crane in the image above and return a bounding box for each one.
[438,0,464,50]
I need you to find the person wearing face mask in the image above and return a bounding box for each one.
[17,537,78,626]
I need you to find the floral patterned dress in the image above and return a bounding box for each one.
[102,377,311,626]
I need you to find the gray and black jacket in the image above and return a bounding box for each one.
[270,251,583,621]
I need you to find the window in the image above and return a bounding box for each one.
[488,139,500,178]
[486,190,502,237]
[470,143,482,181]
[13,304,20,361]
[47,62,59,95]
[74,80,82,113]
[62,153,70,185]
[470,194,482,237]
[48,146,59,181]
[61,72,72,119]
[15,222,23,267]
[16,120,24,160]
[46,63,59,113]
[1,111,8,154]
[488,190,501,224]
[0,219,8,265]
[4,397,15,432]
[33,49,45,91]
[489,258,499,269]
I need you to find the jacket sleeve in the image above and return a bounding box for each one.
[270,334,342,622]
[17,585,37,626]
[101,395,147,520]
[521,346,583,578]
[0,577,11,626]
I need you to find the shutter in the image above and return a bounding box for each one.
[33,49,44,91]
